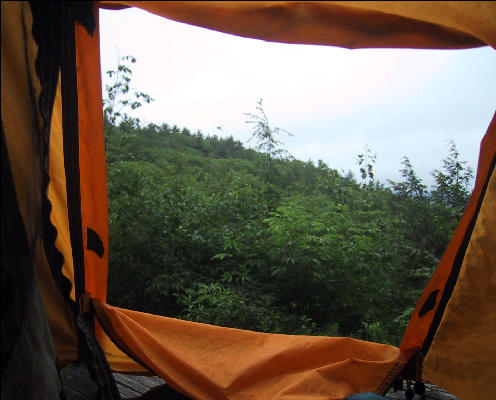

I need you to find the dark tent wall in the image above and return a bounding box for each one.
[1,2,76,398]
[2,2,115,399]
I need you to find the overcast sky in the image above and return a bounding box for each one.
[99,7,496,187]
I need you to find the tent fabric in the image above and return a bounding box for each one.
[0,247,62,400]
[49,71,78,303]
[98,1,494,49]
[75,7,109,304]
[422,163,496,399]
[400,116,496,400]
[2,1,496,399]
[400,116,496,353]
[1,103,61,399]
[96,322,149,374]
[1,0,79,369]
[93,299,412,400]
[2,3,122,397]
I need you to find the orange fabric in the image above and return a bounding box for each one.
[1,1,78,366]
[34,239,79,366]
[95,322,149,373]
[94,300,409,400]
[75,7,109,302]
[400,114,496,352]
[46,74,81,364]
[423,166,496,400]
[48,73,76,302]
[1,0,43,246]
[98,1,493,49]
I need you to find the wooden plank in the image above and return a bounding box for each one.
[112,373,459,399]
[385,382,460,399]
[113,373,164,399]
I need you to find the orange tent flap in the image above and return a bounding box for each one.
[93,299,411,400]
[75,6,109,302]
[422,155,496,400]
[400,113,496,352]
[98,1,494,49]
[95,321,149,374]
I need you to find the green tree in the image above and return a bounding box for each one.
[356,144,377,187]
[245,99,293,180]
[103,53,154,126]
[388,156,427,199]
[431,140,474,212]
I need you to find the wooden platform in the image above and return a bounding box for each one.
[114,373,165,399]
[384,382,459,400]
[113,372,459,399]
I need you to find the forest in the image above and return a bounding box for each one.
[103,57,474,346]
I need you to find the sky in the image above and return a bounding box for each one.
[99,7,496,187]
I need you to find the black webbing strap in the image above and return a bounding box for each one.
[60,0,85,305]
[30,0,74,307]
[29,2,120,399]
[77,309,121,400]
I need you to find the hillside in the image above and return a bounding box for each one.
[105,118,472,346]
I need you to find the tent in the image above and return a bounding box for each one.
[2,1,495,399]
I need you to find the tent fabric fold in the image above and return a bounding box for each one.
[93,299,412,400]
[98,1,494,49]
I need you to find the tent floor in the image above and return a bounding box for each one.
[112,373,459,399]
